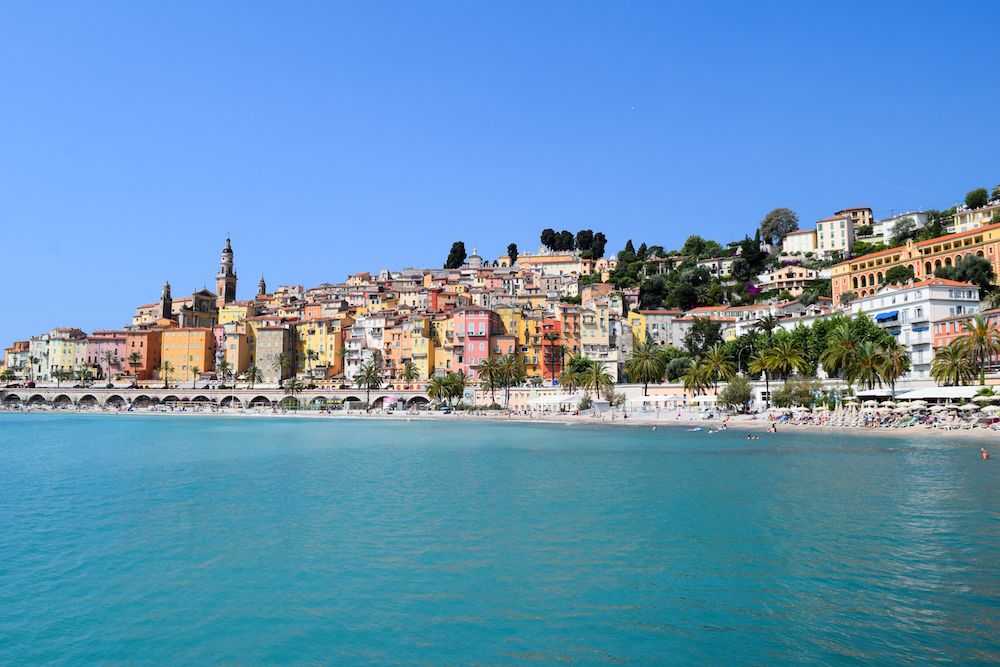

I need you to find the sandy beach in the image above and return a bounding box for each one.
[5,403,999,444]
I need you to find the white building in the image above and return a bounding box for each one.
[781,229,818,255]
[756,265,819,296]
[816,214,855,256]
[873,211,929,244]
[850,277,981,379]
[695,256,736,279]
[950,199,1000,234]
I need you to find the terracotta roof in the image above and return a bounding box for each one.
[817,214,850,222]
[915,221,1000,247]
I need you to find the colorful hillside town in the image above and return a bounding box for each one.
[3,184,1000,412]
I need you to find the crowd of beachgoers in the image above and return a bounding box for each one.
[4,397,1000,436]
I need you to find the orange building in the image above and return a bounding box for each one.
[126,328,164,381]
[933,309,1000,350]
[832,222,1000,304]
[159,327,216,385]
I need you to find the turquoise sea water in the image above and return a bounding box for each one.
[0,414,997,664]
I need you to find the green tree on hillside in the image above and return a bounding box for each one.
[444,241,467,269]
[759,208,800,245]
[966,188,989,210]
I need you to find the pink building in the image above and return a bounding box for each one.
[85,330,128,380]
[451,307,501,379]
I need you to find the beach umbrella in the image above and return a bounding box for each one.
[880,401,896,408]
[972,395,992,404]
[930,405,947,413]
[907,400,928,408]
[862,400,879,408]
[893,406,910,413]
[982,405,1000,414]
[813,405,829,412]
[959,403,979,411]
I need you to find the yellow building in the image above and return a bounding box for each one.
[409,317,437,379]
[219,322,250,376]
[159,328,215,385]
[431,317,454,375]
[627,311,647,344]
[294,318,345,378]
[219,302,256,325]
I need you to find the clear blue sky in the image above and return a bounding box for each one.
[1,1,997,345]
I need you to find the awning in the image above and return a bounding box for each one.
[895,387,984,401]
[912,326,929,332]
[875,311,898,321]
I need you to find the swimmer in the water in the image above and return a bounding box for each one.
[983,448,990,461]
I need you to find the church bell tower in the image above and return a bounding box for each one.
[216,237,237,307]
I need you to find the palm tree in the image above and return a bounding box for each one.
[128,351,142,380]
[0,368,15,385]
[880,343,910,399]
[845,340,883,391]
[159,360,174,388]
[190,365,200,389]
[445,371,467,406]
[102,350,116,384]
[400,360,420,388]
[766,339,807,380]
[478,357,502,404]
[682,360,711,397]
[580,360,614,399]
[272,353,291,387]
[27,356,39,383]
[543,332,562,383]
[820,321,857,385]
[354,361,383,411]
[497,353,524,409]
[77,367,93,386]
[753,314,781,346]
[283,378,303,409]
[558,366,580,393]
[956,314,1000,385]
[624,339,666,396]
[52,368,67,388]
[748,350,772,408]
[702,342,734,395]
[427,375,449,406]
[305,348,319,378]
[244,364,263,389]
[931,341,977,386]
[216,360,232,387]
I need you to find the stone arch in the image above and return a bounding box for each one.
[3,393,23,405]
[132,395,156,408]
[342,395,361,404]
[78,395,99,408]
[220,396,243,409]
[925,261,932,274]
[934,259,942,269]
[977,250,985,257]
[249,396,271,408]
[53,394,73,409]
[406,396,430,409]
[279,397,300,409]
[162,395,181,405]
[104,395,126,409]
[852,277,859,289]
[191,395,211,404]
[860,275,867,287]
[876,271,883,284]
[308,396,329,408]
[28,394,47,406]
[944,256,952,267]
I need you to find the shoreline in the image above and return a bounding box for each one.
[3,406,998,443]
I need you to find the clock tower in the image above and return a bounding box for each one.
[215,237,237,307]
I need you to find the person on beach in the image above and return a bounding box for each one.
[768,424,777,433]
